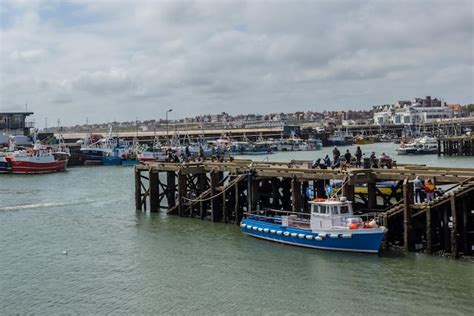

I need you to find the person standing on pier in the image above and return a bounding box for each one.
[333,146,340,162]
[414,176,424,203]
[355,146,362,167]
[344,149,352,164]
[424,179,436,202]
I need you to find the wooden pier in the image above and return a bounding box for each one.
[438,135,474,156]
[134,160,474,257]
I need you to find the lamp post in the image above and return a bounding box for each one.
[166,108,173,141]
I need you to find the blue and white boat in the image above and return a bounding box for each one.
[241,198,387,253]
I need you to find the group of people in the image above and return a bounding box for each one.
[312,146,393,170]
[414,176,438,203]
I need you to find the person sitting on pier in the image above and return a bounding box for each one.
[369,152,378,168]
[323,155,331,167]
[311,158,321,169]
[378,152,392,168]
[424,179,436,202]
[414,176,424,203]
[355,146,362,167]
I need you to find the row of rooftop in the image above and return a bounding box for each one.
[1,96,472,134]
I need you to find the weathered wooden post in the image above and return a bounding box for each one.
[235,179,241,224]
[134,167,142,210]
[426,207,432,254]
[149,170,159,212]
[291,176,301,213]
[342,176,355,202]
[177,170,187,217]
[450,194,458,257]
[166,171,176,209]
[367,174,377,210]
[210,170,221,222]
[402,178,414,251]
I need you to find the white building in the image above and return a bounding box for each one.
[374,98,453,125]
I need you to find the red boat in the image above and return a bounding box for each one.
[5,149,67,174]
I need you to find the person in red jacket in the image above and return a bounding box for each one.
[424,179,436,202]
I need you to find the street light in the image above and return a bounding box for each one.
[166,108,173,140]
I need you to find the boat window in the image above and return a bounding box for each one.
[340,206,350,214]
[331,206,339,215]
[312,205,319,214]
[319,206,327,214]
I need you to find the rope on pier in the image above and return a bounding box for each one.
[182,174,246,203]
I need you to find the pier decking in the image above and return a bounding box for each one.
[134,160,474,257]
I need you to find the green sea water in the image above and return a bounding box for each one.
[1,144,473,314]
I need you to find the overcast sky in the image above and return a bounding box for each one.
[1,0,473,127]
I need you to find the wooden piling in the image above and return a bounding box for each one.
[451,194,458,257]
[149,171,159,212]
[426,207,432,254]
[135,168,142,211]
[402,179,414,251]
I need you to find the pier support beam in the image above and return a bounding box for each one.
[426,207,432,254]
[166,171,176,209]
[135,168,142,210]
[291,177,301,213]
[367,174,377,210]
[451,194,458,257]
[177,172,187,217]
[149,171,159,213]
[403,179,414,251]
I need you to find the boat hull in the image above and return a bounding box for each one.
[9,160,67,174]
[121,159,139,166]
[241,218,386,253]
[79,150,104,165]
[0,160,11,173]
[102,156,122,165]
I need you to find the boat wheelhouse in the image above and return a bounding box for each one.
[241,198,387,253]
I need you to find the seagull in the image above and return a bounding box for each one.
[62,250,68,256]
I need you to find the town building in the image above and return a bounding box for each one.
[0,112,34,135]
[373,96,453,125]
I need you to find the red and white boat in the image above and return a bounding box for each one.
[5,141,68,174]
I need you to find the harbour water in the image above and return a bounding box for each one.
[1,143,473,314]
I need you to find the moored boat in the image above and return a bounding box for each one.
[241,197,387,253]
[396,136,438,155]
[5,149,67,174]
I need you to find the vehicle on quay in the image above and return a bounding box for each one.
[241,197,387,253]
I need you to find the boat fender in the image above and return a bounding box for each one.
[290,232,298,238]
[263,228,269,233]
[329,234,339,238]
[342,234,352,238]
[283,232,290,237]
[349,223,359,230]
[240,223,246,228]
[257,228,264,232]
[305,235,313,240]
[297,234,305,239]
[276,231,283,235]
[270,230,276,234]
[315,236,323,241]
[246,225,253,230]
[252,226,258,231]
